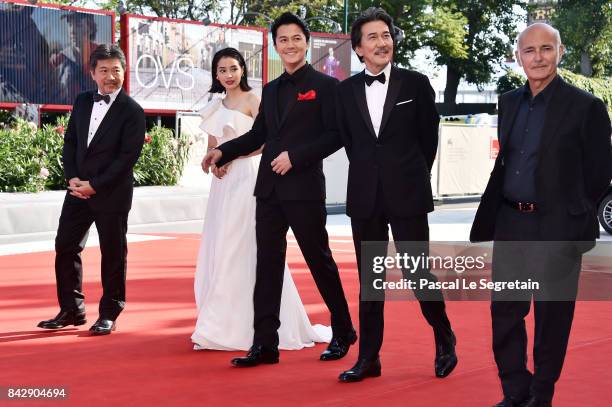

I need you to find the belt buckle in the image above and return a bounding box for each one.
[518,202,535,212]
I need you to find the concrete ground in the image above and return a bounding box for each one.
[2,199,609,255]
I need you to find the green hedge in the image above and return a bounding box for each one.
[39,116,70,190]
[558,69,612,114]
[496,68,525,95]
[134,126,190,186]
[0,120,48,192]
[0,116,189,193]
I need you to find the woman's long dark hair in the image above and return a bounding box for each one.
[209,47,252,93]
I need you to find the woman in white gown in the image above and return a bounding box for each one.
[192,48,331,350]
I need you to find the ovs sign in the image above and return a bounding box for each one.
[135,54,195,90]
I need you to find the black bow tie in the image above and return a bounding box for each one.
[93,93,111,104]
[365,72,386,86]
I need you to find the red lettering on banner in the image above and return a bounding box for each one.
[490,138,500,159]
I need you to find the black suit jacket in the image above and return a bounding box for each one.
[62,89,146,212]
[470,77,612,243]
[293,66,440,219]
[216,64,338,201]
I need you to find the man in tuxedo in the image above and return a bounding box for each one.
[470,23,611,407]
[37,44,145,336]
[288,7,457,382]
[202,12,356,367]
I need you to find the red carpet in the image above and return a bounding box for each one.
[0,234,610,406]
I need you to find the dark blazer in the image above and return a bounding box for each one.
[293,66,440,219]
[62,89,146,212]
[470,77,612,243]
[216,64,338,201]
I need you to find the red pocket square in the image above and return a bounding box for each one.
[297,89,316,101]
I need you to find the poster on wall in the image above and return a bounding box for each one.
[124,16,265,111]
[0,3,113,106]
[266,32,285,82]
[267,33,351,82]
[309,34,351,81]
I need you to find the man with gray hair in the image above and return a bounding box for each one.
[471,23,611,406]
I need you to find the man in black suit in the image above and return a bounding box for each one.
[202,12,355,367]
[470,23,612,407]
[38,44,146,336]
[289,7,457,382]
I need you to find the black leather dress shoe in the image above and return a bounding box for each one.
[89,319,116,335]
[338,358,381,382]
[231,345,279,367]
[521,396,551,407]
[37,310,86,329]
[492,396,529,407]
[435,331,458,378]
[320,329,357,361]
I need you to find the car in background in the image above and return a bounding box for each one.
[598,185,612,234]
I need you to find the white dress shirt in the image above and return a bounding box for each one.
[364,62,392,137]
[87,88,121,147]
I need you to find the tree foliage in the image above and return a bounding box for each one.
[424,5,468,60]
[496,68,524,95]
[338,0,432,67]
[36,0,85,5]
[558,69,612,116]
[431,0,525,108]
[87,0,526,109]
[228,0,333,29]
[552,0,612,77]
[92,0,224,21]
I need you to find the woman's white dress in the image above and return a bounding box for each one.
[192,98,332,350]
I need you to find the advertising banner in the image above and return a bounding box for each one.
[0,2,113,106]
[436,125,497,196]
[124,15,265,111]
[309,33,351,81]
[267,32,351,82]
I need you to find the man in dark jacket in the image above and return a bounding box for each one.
[471,23,612,407]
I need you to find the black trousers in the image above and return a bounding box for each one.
[350,185,452,361]
[492,204,581,402]
[54,194,129,321]
[253,193,353,349]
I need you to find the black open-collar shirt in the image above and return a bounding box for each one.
[277,62,310,119]
[502,75,560,203]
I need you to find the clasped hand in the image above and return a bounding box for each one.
[67,177,96,199]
